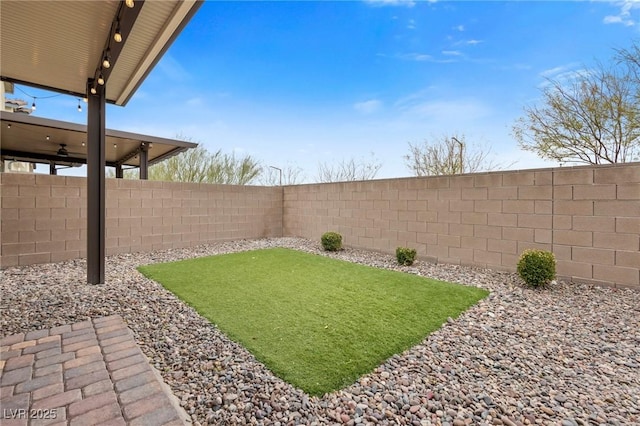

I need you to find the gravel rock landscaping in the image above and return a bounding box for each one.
[1,237,639,425]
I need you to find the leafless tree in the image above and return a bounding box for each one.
[404,134,507,176]
[260,164,306,186]
[315,153,382,182]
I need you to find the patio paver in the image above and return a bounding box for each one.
[0,315,189,426]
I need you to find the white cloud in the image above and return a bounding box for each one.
[400,99,492,121]
[396,53,457,63]
[442,50,462,56]
[399,52,433,61]
[407,19,416,30]
[454,24,465,32]
[364,0,415,7]
[354,99,383,114]
[540,65,570,78]
[157,54,191,82]
[537,64,592,89]
[603,1,638,26]
[394,91,492,123]
[453,39,483,46]
[539,63,580,78]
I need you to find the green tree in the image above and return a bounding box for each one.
[404,134,506,176]
[147,145,212,182]
[107,138,262,185]
[148,147,261,185]
[513,54,640,165]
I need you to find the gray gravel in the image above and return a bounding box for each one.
[1,237,639,425]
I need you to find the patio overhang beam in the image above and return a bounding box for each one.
[116,143,145,166]
[89,1,145,94]
[148,146,190,166]
[0,77,86,101]
[0,149,119,168]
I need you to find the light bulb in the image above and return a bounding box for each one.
[102,49,111,68]
[90,86,97,95]
[31,101,36,111]
[77,104,82,112]
[97,74,105,85]
[46,135,50,140]
[114,21,122,43]
[125,0,134,8]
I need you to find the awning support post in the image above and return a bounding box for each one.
[139,143,149,180]
[87,80,106,284]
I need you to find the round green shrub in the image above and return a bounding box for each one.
[321,232,343,251]
[396,247,417,266]
[517,249,556,287]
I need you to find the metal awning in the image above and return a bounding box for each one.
[0,0,201,106]
[0,111,197,169]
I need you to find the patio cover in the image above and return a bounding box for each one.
[0,111,197,171]
[0,0,201,106]
[0,0,203,284]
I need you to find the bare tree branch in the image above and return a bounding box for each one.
[260,164,306,186]
[403,133,511,176]
[315,153,382,182]
[513,51,640,165]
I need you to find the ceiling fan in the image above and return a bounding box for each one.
[57,143,69,157]
[55,143,84,158]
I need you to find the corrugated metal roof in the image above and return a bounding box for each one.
[0,0,202,106]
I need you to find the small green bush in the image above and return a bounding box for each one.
[321,232,343,251]
[396,247,417,266]
[517,249,556,287]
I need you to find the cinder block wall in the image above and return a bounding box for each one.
[283,163,640,289]
[0,173,282,267]
[1,163,638,289]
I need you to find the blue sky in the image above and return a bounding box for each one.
[16,0,640,181]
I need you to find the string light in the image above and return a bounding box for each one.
[14,85,81,113]
[90,86,97,95]
[97,74,105,85]
[114,20,123,43]
[46,135,50,140]
[7,124,11,129]
[102,49,111,69]
[125,0,135,8]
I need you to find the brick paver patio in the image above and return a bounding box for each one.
[0,315,188,425]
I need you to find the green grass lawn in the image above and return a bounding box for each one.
[138,248,488,396]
